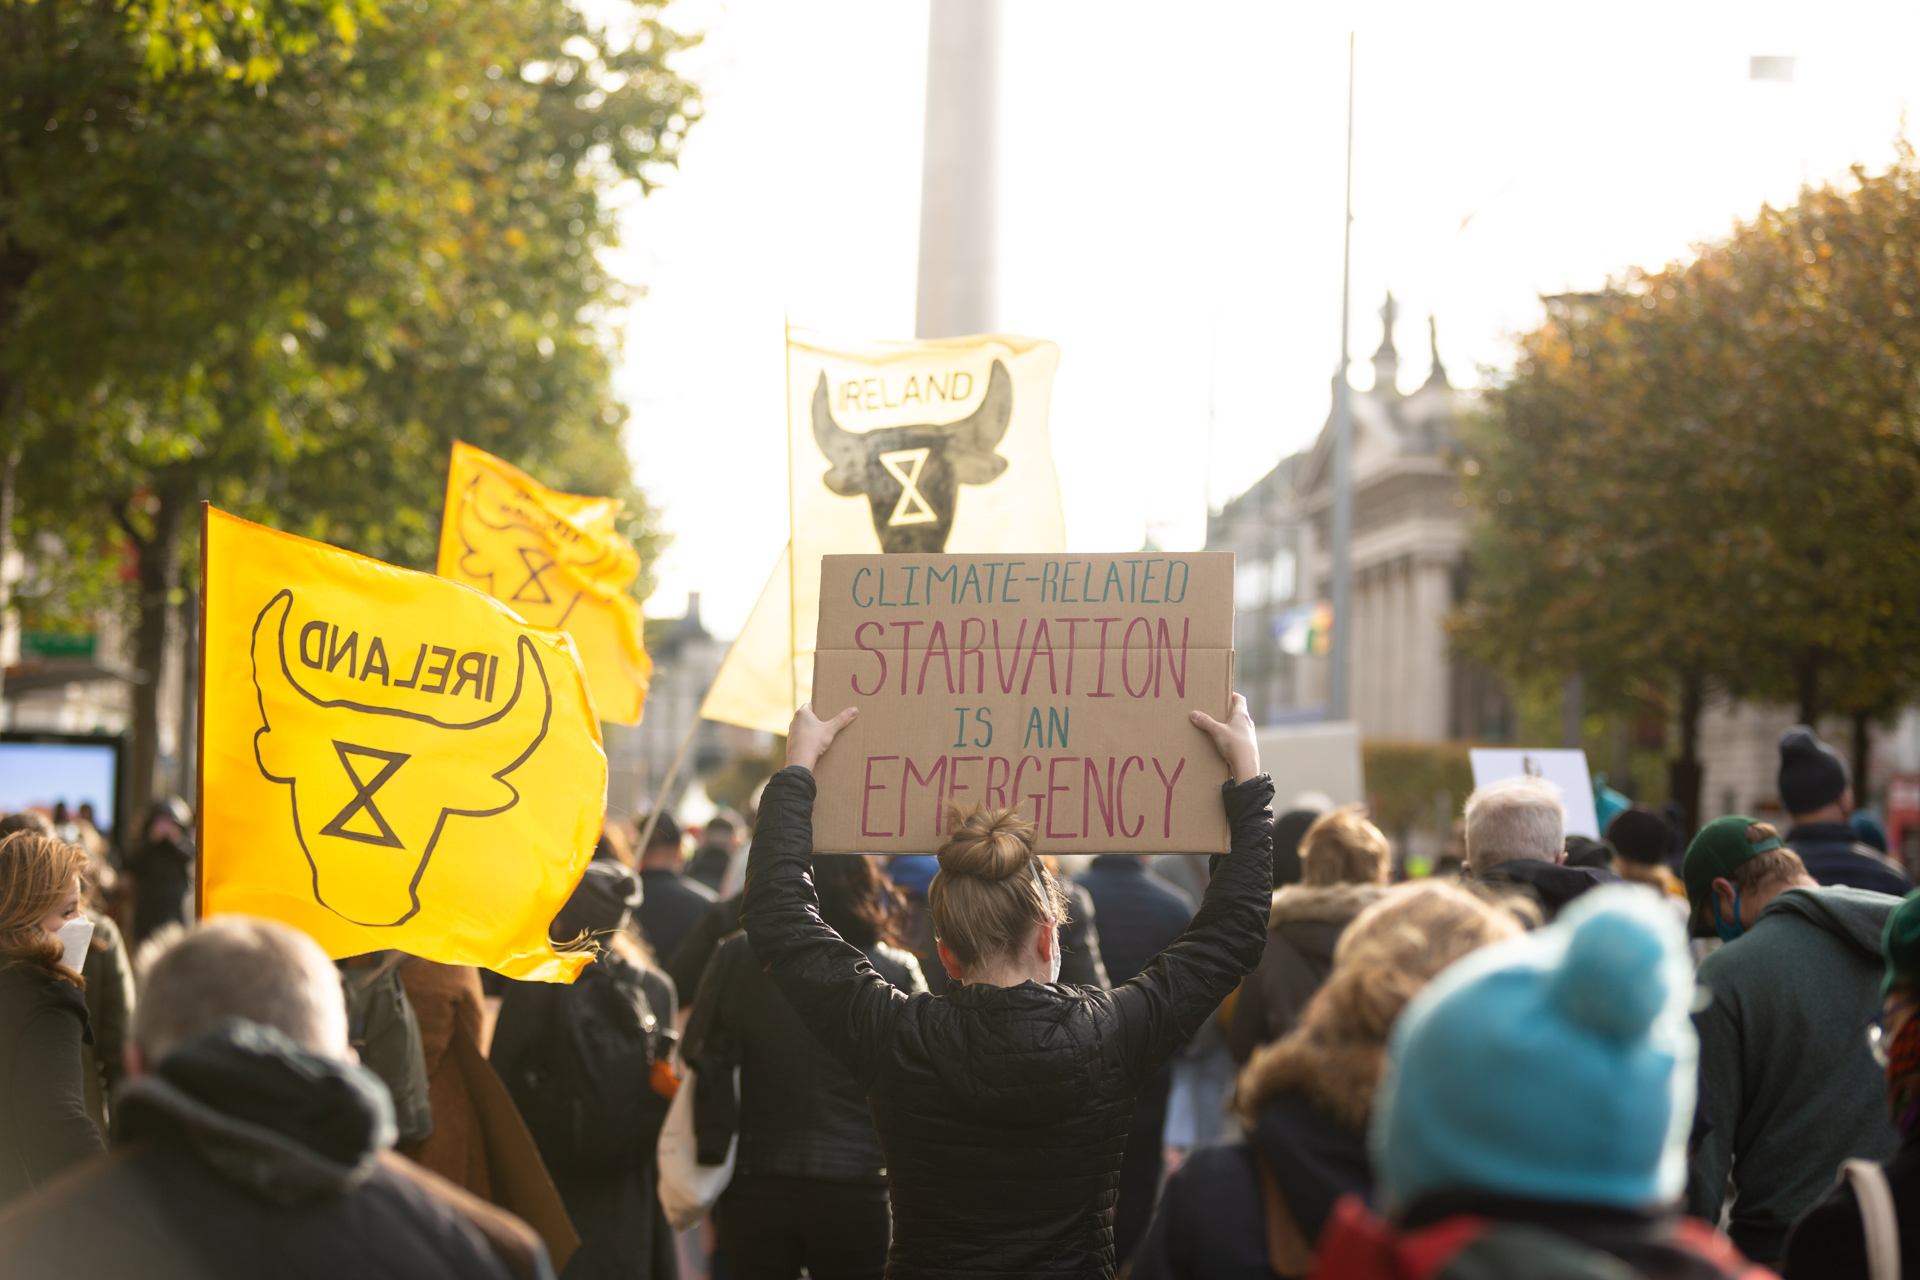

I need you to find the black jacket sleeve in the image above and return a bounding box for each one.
[1109,774,1274,1089]
[14,995,106,1186]
[740,767,908,1090]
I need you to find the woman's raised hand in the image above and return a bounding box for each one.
[1190,693,1260,784]
[787,702,859,772]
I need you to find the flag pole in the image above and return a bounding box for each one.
[784,315,799,717]
[1326,32,1357,723]
[193,501,209,921]
[637,713,702,857]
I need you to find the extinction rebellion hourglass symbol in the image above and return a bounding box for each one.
[318,743,410,848]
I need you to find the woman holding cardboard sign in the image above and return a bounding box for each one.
[741,693,1272,1279]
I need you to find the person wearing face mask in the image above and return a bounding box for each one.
[1684,814,1902,1266]
[0,811,135,1135]
[0,831,107,1204]
[740,694,1272,1279]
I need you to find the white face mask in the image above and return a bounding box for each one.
[1048,928,1063,984]
[52,917,93,973]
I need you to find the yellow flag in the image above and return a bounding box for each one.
[436,441,652,726]
[700,328,1066,734]
[200,506,604,981]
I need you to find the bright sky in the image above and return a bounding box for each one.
[608,0,1920,639]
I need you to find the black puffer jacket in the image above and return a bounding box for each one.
[741,766,1274,1279]
[685,931,926,1181]
[1476,859,1622,920]
[1226,882,1384,1062]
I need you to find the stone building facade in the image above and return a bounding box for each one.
[1209,296,1512,743]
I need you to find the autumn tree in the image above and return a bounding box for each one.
[1457,146,1920,827]
[2,0,697,826]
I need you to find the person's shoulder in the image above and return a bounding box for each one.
[1695,930,1770,992]
[88,911,126,949]
[372,1152,541,1277]
[1456,1221,1667,1278]
[1138,1142,1268,1272]
[644,869,717,907]
[672,872,720,905]
[865,941,931,992]
[1143,873,1197,918]
[0,962,84,1018]
[1832,847,1913,892]
[1168,1138,1260,1190]
[361,1156,527,1278]
[1768,882,1904,932]
[637,962,676,1012]
[1073,859,1128,889]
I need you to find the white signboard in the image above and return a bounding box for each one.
[1468,748,1600,840]
[1256,721,1363,809]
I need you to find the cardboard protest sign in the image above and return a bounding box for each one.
[1468,748,1602,839]
[437,441,652,726]
[810,552,1235,854]
[700,328,1066,735]
[200,506,603,982]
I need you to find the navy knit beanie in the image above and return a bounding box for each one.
[1607,809,1672,867]
[1777,728,1848,815]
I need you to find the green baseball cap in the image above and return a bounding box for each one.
[1883,891,1920,995]
[1681,815,1783,936]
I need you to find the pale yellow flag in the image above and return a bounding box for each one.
[700,329,1066,734]
[437,441,652,726]
[201,506,604,981]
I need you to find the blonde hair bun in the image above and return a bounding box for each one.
[929,803,1062,974]
[936,803,1036,880]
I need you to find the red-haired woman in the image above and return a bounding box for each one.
[0,832,106,1203]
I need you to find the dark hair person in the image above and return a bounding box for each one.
[0,832,107,1203]
[740,695,1273,1278]
[685,854,927,1280]
[492,862,680,1280]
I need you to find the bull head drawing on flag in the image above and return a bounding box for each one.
[249,590,553,927]
[811,358,1014,553]
[449,475,633,631]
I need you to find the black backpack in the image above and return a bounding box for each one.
[506,957,674,1173]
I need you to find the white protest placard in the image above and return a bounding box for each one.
[1468,748,1600,840]
[1255,722,1363,808]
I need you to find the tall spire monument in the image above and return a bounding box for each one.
[914,0,1000,339]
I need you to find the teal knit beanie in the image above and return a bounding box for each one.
[1373,886,1697,1213]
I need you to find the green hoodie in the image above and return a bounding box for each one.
[1686,885,1900,1262]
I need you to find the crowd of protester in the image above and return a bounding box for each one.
[2,715,1919,1278]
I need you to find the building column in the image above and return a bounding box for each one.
[1414,557,1450,740]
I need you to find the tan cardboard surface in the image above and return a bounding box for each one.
[811,552,1235,853]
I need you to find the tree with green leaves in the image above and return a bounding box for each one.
[2,0,698,828]
[1456,146,1920,828]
